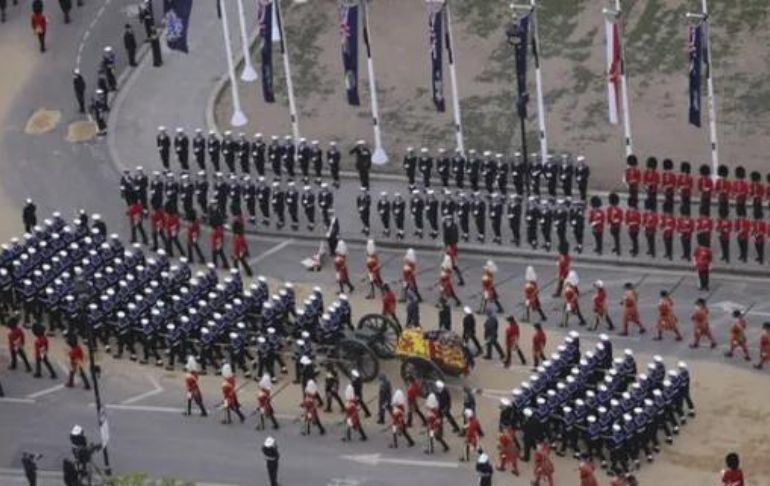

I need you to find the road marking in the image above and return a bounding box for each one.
[104,404,182,413]
[0,468,62,478]
[26,384,66,399]
[249,239,295,265]
[120,374,164,405]
[0,397,36,404]
[74,0,114,70]
[341,453,459,469]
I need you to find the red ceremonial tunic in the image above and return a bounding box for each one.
[524,282,541,310]
[233,233,248,258]
[34,335,49,359]
[579,462,599,486]
[657,297,678,330]
[8,327,24,351]
[382,289,396,315]
[626,207,641,232]
[624,167,641,189]
[588,208,605,233]
[366,255,382,285]
[661,214,676,237]
[185,371,201,400]
[334,254,349,283]
[222,376,239,408]
[721,468,744,486]
[211,225,224,249]
[557,254,571,280]
[677,216,694,236]
[464,416,482,447]
[563,284,579,312]
[607,206,623,227]
[69,344,85,369]
[187,219,200,244]
[677,173,693,197]
[532,329,546,353]
[258,388,274,416]
[643,169,660,193]
[345,399,361,429]
[622,290,640,322]
[303,394,319,421]
[593,287,608,316]
[481,270,496,300]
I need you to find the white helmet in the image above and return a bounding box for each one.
[391,389,406,406]
[566,270,579,287]
[345,384,355,401]
[185,356,199,372]
[366,239,376,256]
[484,260,498,274]
[425,393,438,409]
[525,266,537,282]
[335,240,348,256]
[221,363,233,378]
[441,255,453,271]
[405,248,416,264]
[305,379,318,395]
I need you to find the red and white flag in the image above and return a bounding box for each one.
[605,17,622,125]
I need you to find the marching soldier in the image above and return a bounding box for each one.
[678,212,694,261]
[642,205,658,257]
[65,334,90,389]
[207,130,221,172]
[282,135,296,179]
[127,196,148,245]
[439,256,462,306]
[400,248,421,302]
[697,164,713,216]
[607,193,623,255]
[620,282,645,336]
[725,309,750,361]
[440,189,456,218]
[220,363,246,424]
[466,150,480,192]
[523,266,548,322]
[343,384,368,441]
[559,154,574,197]
[271,182,286,229]
[561,270,586,327]
[643,157,660,211]
[426,190,440,239]
[210,204,229,269]
[696,212,712,248]
[236,133,250,174]
[173,128,190,171]
[301,185,316,231]
[310,140,323,184]
[570,200,586,253]
[192,129,206,171]
[575,156,589,201]
[661,210,676,260]
[232,220,252,277]
[507,194,522,246]
[452,148,466,188]
[489,193,503,244]
[185,209,205,264]
[163,204,184,257]
[754,322,770,370]
[661,158,676,214]
[134,167,149,211]
[443,219,464,285]
[733,166,749,218]
[478,260,502,313]
[256,374,279,430]
[458,193,471,241]
[437,148,451,187]
[482,152,497,194]
[390,390,415,447]
[654,290,682,341]
[286,182,299,231]
[736,216,750,263]
[588,196,604,254]
[181,174,195,216]
[496,154,509,195]
[410,190,425,238]
[297,138,310,183]
[252,133,266,176]
[351,140,372,189]
[183,356,208,416]
[692,244,712,291]
[268,136,281,177]
[243,175,257,223]
[393,193,406,240]
[677,161,693,215]
[554,199,569,252]
[257,178,271,226]
[157,126,170,169]
[753,217,767,264]
[529,153,543,196]
[365,240,383,299]
[750,171,764,220]
[32,324,56,379]
[327,141,341,188]
[377,192,391,237]
[591,280,614,331]
[323,363,345,413]
[472,192,486,243]
[334,240,354,294]
[222,131,236,173]
[716,216,732,262]
[690,298,716,349]
[318,183,333,229]
[543,156,558,197]
[418,147,433,188]
[503,316,526,367]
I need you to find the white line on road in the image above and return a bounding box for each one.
[103,403,182,413]
[26,384,66,399]
[120,374,164,405]
[0,468,238,486]
[74,0,114,71]
[341,453,459,469]
[0,397,36,404]
[249,239,295,265]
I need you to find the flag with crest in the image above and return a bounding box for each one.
[163,0,193,53]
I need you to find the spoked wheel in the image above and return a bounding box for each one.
[400,357,446,397]
[335,338,380,382]
[357,314,401,359]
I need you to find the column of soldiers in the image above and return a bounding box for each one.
[496,332,697,478]
[597,156,770,265]
[371,149,590,250]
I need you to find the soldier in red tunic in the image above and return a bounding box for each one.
[749,171,765,219]
[479,260,502,313]
[504,316,526,367]
[677,161,694,213]
[532,323,547,368]
[532,441,555,486]
[661,158,677,214]
[752,218,767,264]
[588,196,605,254]
[695,213,713,248]
[256,373,279,430]
[654,290,682,341]
[390,389,414,447]
[733,166,749,218]
[232,219,253,277]
[692,244,712,291]
[334,240,354,294]
[754,322,770,370]
[381,283,398,326]
[6,315,31,372]
[221,363,245,424]
[642,209,658,257]
[620,282,645,336]
[623,155,641,202]
[591,280,614,331]
[425,393,449,453]
[127,199,148,245]
[561,271,586,327]
[343,384,368,441]
[578,457,599,486]
[32,324,56,379]
[496,417,520,475]
[678,213,694,260]
[183,356,207,417]
[725,310,750,361]
[625,197,642,257]
[65,334,90,389]
[444,238,465,286]
[164,207,185,257]
[642,157,660,211]
[210,220,229,269]
[462,408,484,462]
[150,206,165,252]
[364,239,383,299]
[400,248,421,302]
[721,452,745,486]
[301,380,326,435]
[736,217,751,262]
[440,256,461,306]
[607,192,624,255]
[524,266,547,322]
[690,298,716,349]
[405,377,426,427]
[697,164,714,215]
[553,244,571,298]
[716,217,732,262]
[661,212,676,260]
[185,209,205,264]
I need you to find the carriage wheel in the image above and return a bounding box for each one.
[336,338,380,382]
[400,357,446,397]
[357,314,401,359]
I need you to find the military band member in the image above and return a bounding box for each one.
[377,192,391,237]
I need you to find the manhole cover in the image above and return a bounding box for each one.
[25,109,61,135]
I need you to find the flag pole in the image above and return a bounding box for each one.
[700,0,719,178]
[361,0,388,165]
[274,0,301,140]
[220,0,248,127]
[530,0,548,163]
[615,0,633,155]
[236,0,258,82]
[444,0,465,155]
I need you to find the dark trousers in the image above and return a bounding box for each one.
[463,333,482,356]
[131,221,148,244]
[324,388,344,412]
[755,239,765,263]
[187,240,206,264]
[165,234,185,257]
[186,395,207,416]
[10,348,32,371]
[212,248,230,269]
[34,355,57,378]
[442,409,461,433]
[681,235,692,260]
[610,226,621,254]
[719,236,730,262]
[127,46,137,66]
[663,234,673,259]
[593,230,603,254]
[37,32,46,52]
[67,367,90,388]
[738,238,748,262]
[504,345,526,367]
[697,269,709,291]
[484,338,505,360]
[267,461,278,486]
[407,401,427,427]
[645,230,656,257]
[233,253,253,277]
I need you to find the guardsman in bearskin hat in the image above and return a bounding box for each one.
[588,196,605,255]
[696,164,713,216]
[733,166,749,218]
[661,158,677,214]
[749,171,764,220]
[607,192,623,255]
[715,165,731,219]
[624,155,641,202]
[678,161,693,215]
[642,157,660,212]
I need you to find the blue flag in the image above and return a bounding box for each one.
[258,0,275,103]
[163,0,193,53]
[688,24,703,127]
[428,4,445,112]
[340,1,360,106]
[514,14,531,119]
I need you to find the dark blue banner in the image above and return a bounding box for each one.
[258,0,275,102]
[688,24,703,127]
[340,2,360,106]
[163,0,192,53]
[429,5,445,112]
[514,14,531,119]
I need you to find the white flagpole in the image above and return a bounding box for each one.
[235,0,258,82]
[274,0,301,140]
[361,0,388,165]
[220,0,248,127]
[530,0,548,163]
[444,0,465,155]
[701,0,719,177]
[615,0,633,155]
